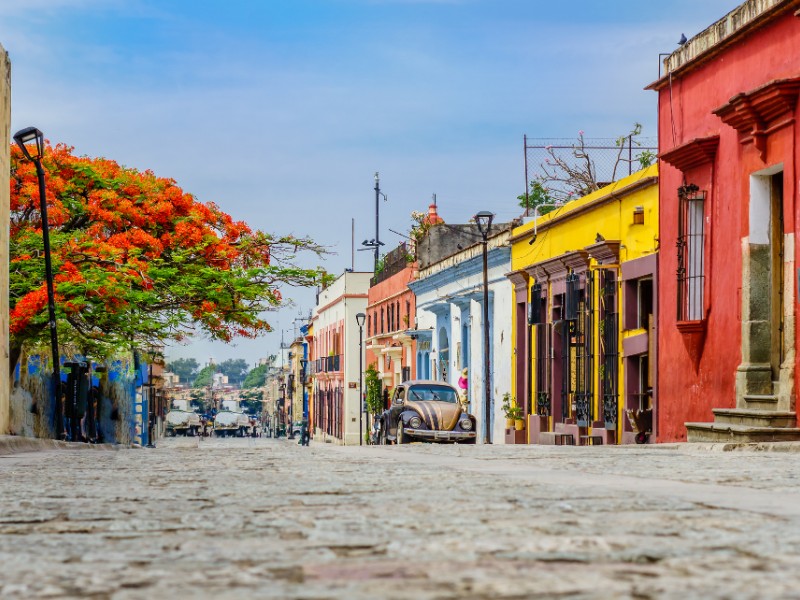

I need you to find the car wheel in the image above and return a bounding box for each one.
[396,420,405,445]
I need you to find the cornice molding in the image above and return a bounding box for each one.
[712,76,800,160]
[659,135,720,173]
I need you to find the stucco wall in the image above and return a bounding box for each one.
[655,5,800,441]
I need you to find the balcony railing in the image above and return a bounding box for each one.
[315,354,342,373]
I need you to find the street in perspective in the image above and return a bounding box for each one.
[3,437,800,599]
[6,1,800,599]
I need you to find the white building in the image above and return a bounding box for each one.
[409,226,513,444]
[312,270,371,445]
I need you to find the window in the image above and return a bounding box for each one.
[367,315,372,337]
[529,283,543,325]
[637,278,653,329]
[677,184,705,321]
[380,308,384,333]
[565,272,580,321]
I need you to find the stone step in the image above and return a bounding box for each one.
[712,408,796,428]
[686,422,800,443]
[743,394,779,410]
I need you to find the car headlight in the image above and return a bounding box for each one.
[409,416,422,429]
[459,418,473,431]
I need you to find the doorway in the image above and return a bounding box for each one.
[738,167,791,405]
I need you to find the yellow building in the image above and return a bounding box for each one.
[507,165,658,445]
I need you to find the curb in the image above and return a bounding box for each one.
[0,435,123,456]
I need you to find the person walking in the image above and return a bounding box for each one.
[458,368,469,410]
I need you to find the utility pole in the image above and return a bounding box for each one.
[374,172,380,273]
[359,172,386,273]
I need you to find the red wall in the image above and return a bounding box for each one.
[656,11,800,441]
[365,265,417,381]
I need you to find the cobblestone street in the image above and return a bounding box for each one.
[3,438,800,599]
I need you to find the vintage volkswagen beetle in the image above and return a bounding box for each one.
[377,380,477,444]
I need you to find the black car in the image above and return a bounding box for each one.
[376,380,477,444]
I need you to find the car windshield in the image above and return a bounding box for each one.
[407,384,459,403]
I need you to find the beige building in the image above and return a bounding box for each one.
[0,45,10,434]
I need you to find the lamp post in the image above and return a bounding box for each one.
[474,211,494,444]
[299,358,308,417]
[13,127,63,439]
[356,312,366,446]
[279,382,286,436]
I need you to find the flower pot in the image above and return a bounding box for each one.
[514,419,525,431]
[505,418,515,428]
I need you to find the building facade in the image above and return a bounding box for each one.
[509,166,659,445]
[410,223,514,444]
[365,242,418,409]
[312,271,371,445]
[649,0,800,441]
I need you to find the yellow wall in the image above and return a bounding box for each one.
[509,165,658,441]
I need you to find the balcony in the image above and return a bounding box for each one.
[315,355,342,373]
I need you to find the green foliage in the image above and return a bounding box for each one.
[240,389,264,415]
[166,357,199,385]
[364,363,383,415]
[518,180,555,212]
[374,254,386,275]
[638,150,656,169]
[193,364,215,388]
[218,358,249,385]
[242,363,268,388]
[501,393,522,420]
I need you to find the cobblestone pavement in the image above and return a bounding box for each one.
[3,438,800,599]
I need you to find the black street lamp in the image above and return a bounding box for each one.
[355,312,366,446]
[14,127,63,439]
[279,382,287,436]
[474,211,494,444]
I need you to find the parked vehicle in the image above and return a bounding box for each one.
[165,399,201,436]
[213,399,251,437]
[376,380,477,444]
[287,421,304,439]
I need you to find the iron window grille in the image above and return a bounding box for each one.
[535,323,550,417]
[573,273,594,428]
[600,271,618,429]
[677,184,706,321]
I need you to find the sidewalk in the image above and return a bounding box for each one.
[0,435,122,456]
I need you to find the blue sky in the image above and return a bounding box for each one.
[1,0,738,369]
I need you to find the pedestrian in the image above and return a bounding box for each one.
[458,368,469,410]
[300,419,310,446]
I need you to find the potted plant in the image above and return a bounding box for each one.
[502,393,515,428]
[512,405,525,431]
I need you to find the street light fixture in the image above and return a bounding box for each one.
[13,127,63,439]
[355,312,366,446]
[474,211,494,444]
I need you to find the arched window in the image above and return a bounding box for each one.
[380,308,384,334]
[367,314,372,337]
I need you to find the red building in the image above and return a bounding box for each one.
[650,0,800,441]
[365,241,418,408]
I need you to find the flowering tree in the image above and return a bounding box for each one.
[10,142,328,374]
